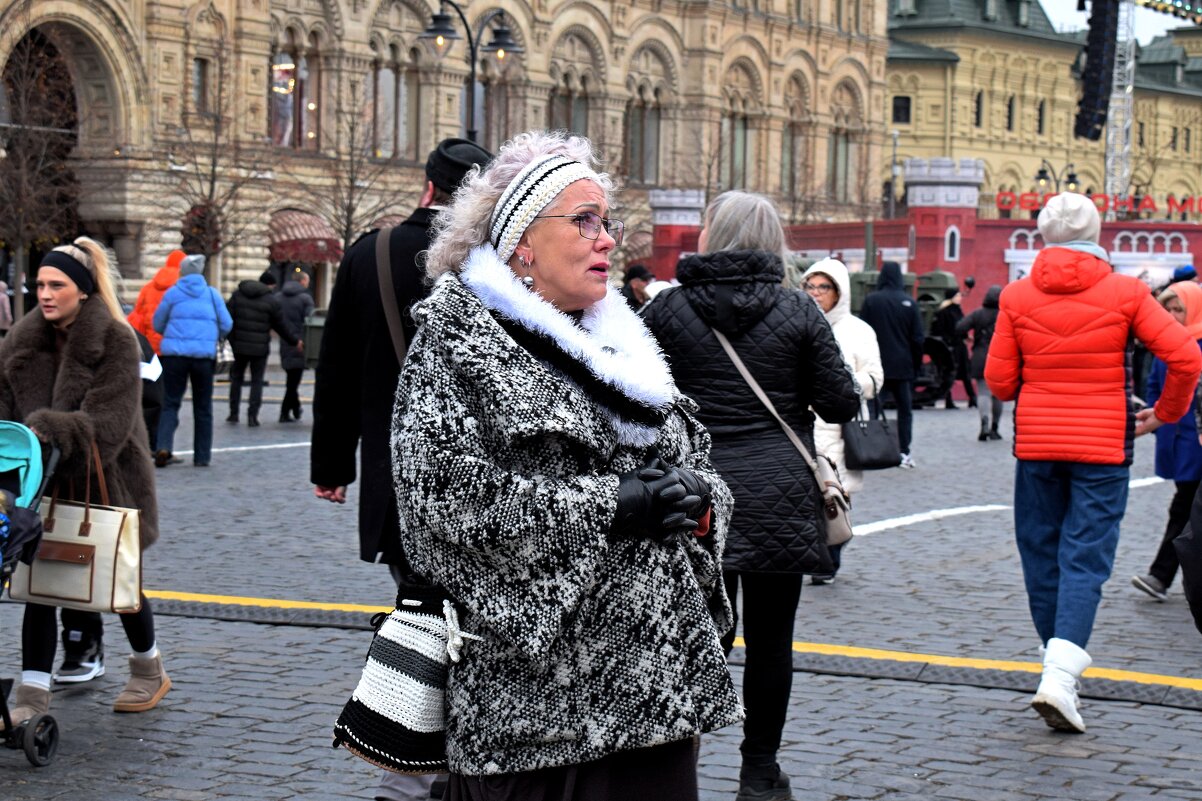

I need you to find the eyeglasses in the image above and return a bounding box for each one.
[803,282,835,295]
[534,211,624,246]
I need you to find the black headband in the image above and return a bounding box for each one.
[39,251,95,294]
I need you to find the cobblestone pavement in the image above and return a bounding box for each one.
[2,374,1200,799]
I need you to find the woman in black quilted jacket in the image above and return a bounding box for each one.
[642,191,860,801]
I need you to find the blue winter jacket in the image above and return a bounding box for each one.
[1148,341,1202,481]
[153,274,234,358]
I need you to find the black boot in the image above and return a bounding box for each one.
[988,425,1003,441]
[737,763,794,801]
[226,411,239,423]
[248,413,260,428]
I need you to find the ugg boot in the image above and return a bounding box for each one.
[1031,637,1090,733]
[113,653,172,713]
[2,684,50,731]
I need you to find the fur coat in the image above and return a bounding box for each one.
[392,245,743,775]
[0,298,159,546]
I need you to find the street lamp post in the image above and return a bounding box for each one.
[889,129,900,219]
[419,2,523,144]
[1034,159,1080,193]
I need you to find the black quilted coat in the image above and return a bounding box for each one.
[642,249,861,574]
[226,280,298,358]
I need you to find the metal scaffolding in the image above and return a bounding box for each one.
[1104,0,1136,219]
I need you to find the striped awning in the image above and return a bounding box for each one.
[268,209,341,262]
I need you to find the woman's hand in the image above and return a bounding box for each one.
[613,458,711,542]
[314,485,347,503]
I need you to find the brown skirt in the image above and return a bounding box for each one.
[443,738,699,801]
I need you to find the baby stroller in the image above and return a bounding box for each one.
[0,421,60,766]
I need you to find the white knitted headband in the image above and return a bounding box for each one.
[489,155,601,263]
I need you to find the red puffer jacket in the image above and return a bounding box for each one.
[986,246,1201,465]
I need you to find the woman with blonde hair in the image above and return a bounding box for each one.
[0,237,170,729]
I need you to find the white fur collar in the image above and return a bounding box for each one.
[459,245,677,413]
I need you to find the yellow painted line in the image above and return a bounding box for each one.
[144,589,389,615]
[729,637,1202,691]
[146,591,1202,692]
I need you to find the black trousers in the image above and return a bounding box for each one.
[229,354,268,417]
[876,379,914,455]
[282,367,304,418]
[720,571,803,768]
[1149,479,1201,587]
[23,595,156,672]
[444,738,697,801]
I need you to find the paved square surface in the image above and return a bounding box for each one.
[2,376,1200,799]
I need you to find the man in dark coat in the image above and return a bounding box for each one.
[310,136,491,801]
[860,261,925,468]
[931,289,976,410]
[225,275,300,427]
[620,263,654,312]
[277,269,314,422]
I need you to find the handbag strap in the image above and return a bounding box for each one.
[374,227,409,365]
[207,286,225,344]
[709,327,822,479]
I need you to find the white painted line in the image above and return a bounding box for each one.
[855,505,1012,537]
[175,442,310,457]
[854,476,1166,537]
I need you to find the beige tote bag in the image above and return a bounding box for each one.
[10,443,142,613]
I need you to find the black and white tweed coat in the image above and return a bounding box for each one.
[392,245,743,775]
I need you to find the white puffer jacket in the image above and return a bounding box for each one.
[803,259,884,493]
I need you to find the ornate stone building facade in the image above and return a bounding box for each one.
[0,0,888,300]
[887,0,1202,222]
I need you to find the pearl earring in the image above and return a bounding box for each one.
[518,254,534,287]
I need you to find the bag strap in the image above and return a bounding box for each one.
[374,227,409,365]
[207,287,224,343]
[709,327,822,479]
[91,442,110,507]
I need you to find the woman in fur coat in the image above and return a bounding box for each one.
[389,131,742,798]
[0,238,170,730]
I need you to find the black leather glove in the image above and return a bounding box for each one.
[613,460,712,541]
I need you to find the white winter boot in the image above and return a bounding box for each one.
[1031,637,1091,733]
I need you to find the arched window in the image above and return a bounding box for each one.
[1006,95,1016,132]
[368,44,419,161]
[974,91,983,128]
[269,31,321,150]
[548,73,588,136]
[827,81,863,204]
[781,76,809,202]
[1037,99,1046,135]
[625,86,661,185]
[721,63,759,190]
[945,226,960,262]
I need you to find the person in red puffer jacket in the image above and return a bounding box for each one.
[127,249,184,354]
[986,192,1201,735]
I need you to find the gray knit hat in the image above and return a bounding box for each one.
[1038,193,1101,245]
[179,254,206,276]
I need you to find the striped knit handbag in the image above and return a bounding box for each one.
[333,584,481,774]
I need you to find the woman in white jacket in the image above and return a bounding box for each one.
[802,258,884,584]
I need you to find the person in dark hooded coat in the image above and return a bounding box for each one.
[642,190,859,800]
[225,275,300,427]
[956,284,1004,441]
[860,261,925,467]
[276,269,314,422]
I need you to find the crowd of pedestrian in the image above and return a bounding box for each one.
[6,129,1202,801]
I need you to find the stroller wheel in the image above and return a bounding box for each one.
[22,713,58,766]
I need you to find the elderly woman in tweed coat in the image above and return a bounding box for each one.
[390,130,742,799]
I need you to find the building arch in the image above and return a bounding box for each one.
[0,1,150,150]
[722,34,772,81]
[627,16,686,88]
[625,38,679,100]
[548,23,608,87]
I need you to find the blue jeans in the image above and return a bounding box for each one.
[1013,460,1129,649]
[157,355,215,464]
